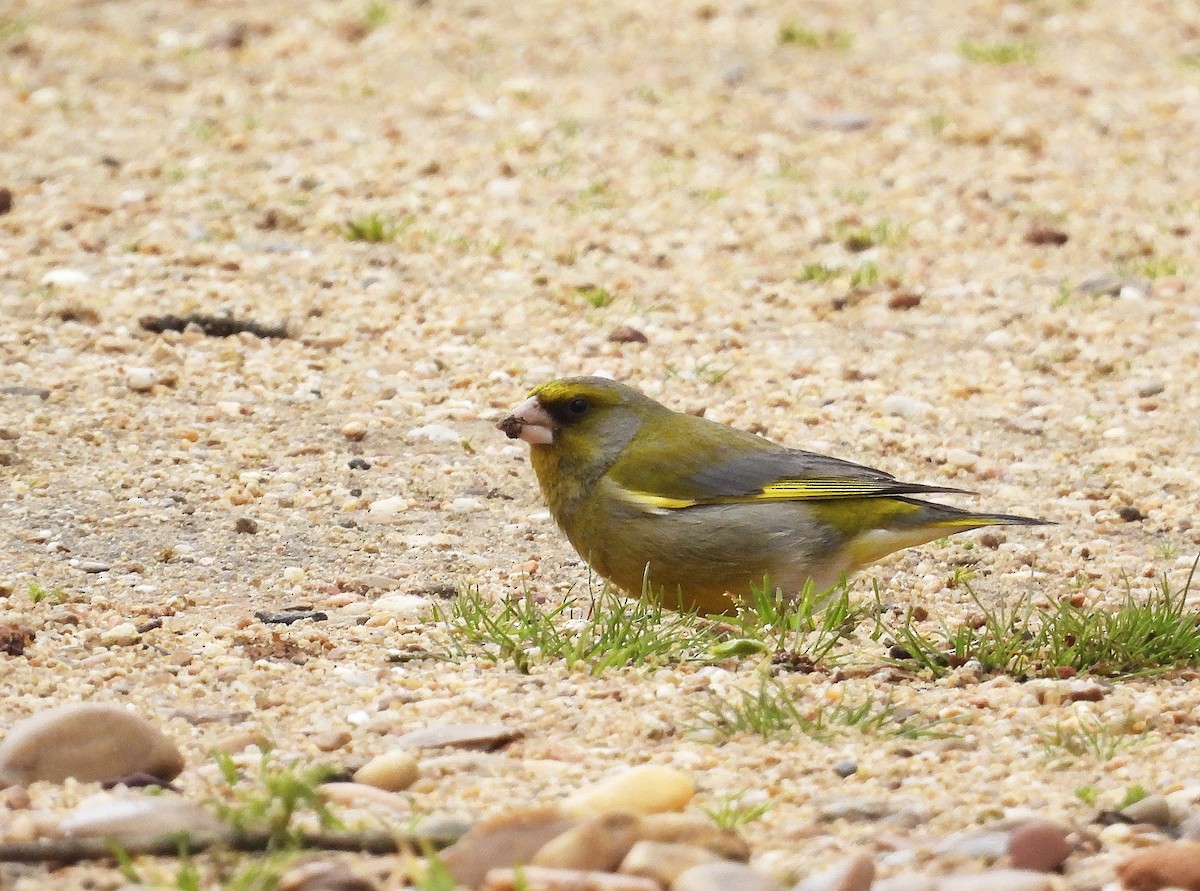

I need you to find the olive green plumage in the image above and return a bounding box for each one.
[498,376,1047,614]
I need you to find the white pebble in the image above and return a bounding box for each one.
[447,497,483,514]
[100,623,140,646]
[41,269,90,287]
[369,594,429,621]
[125,367,158,392]
[282,566,305,583]
[881,394,933,418]
[983,330,1013,348]
[407,424,461,444]
[369,495,410,517]
[944,448,980,470]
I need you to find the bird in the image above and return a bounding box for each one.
[497,376,1048,614]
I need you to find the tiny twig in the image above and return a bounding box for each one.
[0,827,462,864]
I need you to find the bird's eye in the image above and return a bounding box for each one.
[567,397,589,417]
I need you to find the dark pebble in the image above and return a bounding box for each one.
[348,458,372,470]
[255,610,328,625]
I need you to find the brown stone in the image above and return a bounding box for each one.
[0,703,184,786]
[441,808,579,888]
[1116,841,1200,890]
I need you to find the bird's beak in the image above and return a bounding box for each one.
[496,396,556,445]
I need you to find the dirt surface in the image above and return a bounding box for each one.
[2,0,1200,888]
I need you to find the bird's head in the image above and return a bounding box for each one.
[497,376,655,477]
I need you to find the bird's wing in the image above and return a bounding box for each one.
[608,433,968,514]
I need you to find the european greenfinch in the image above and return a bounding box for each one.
[498,376,1047,614]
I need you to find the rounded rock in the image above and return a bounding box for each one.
[353,749,420,792]
[1115,840,1200,891]
[794,853,874,891]
[563,765,695,816]
[619,840,720,884]
[125,367,158,392]
[341,420,368,441]
[100,623,141,646]
[1006,819,1070,872]
[673,861,781,891]
[0,703,184,786]
[1121,794,1173,828]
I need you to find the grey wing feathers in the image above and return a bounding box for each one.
[686,448,972,499]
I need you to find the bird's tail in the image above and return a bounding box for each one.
[841,498,1050,569]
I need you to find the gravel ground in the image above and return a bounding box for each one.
[3,0,1200,888]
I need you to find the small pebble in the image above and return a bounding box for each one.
[832,759,858,778]
[234,517,259,534]
[125,367,158,391]
[619,841,720,884]
[369,495,410,517]
[80,560,112,573]
[483,867,659,891]
[312,730,352,753]
[342,420,368,441]
[673,861,781,891]
[396,723,522,751]
[1134,378,1165,398]
[880,395,933,419]
[533,812,643,872]
[563,764,695,816]
[408,424,461,443]
[276,860,379,891]
[1006,819,1071,872]
[59,793,224,841]
[442,808,580,888]
[41,269,90,287]
[317,782,412,812]
[935,869,1056,891]
[871,877,936,891]
[815,797,893,822]
[100,622,141,646]
[369,594,430,621]
[1121,795,1173,829]
[1178,811,1200,841]
[793,852,874,891]
[608,325,649,344]
[353,749,420,791]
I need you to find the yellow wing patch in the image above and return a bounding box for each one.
[614,487,698,514]
[615,478,907,514]
[743,478,902,501]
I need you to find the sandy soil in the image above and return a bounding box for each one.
[3,0,1200,888]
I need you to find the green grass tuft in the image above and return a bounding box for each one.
[434,585,719,674]
[719,578,865,669]
[888,560,1200,679]
[702,793,771,830]
[694,678,945,742]
[778,22,853,50]
[576,284,614,308]
[959,40,1038,65]
[340,212,409,243]
[211,744,341,850]
[1037,714,1146,764]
